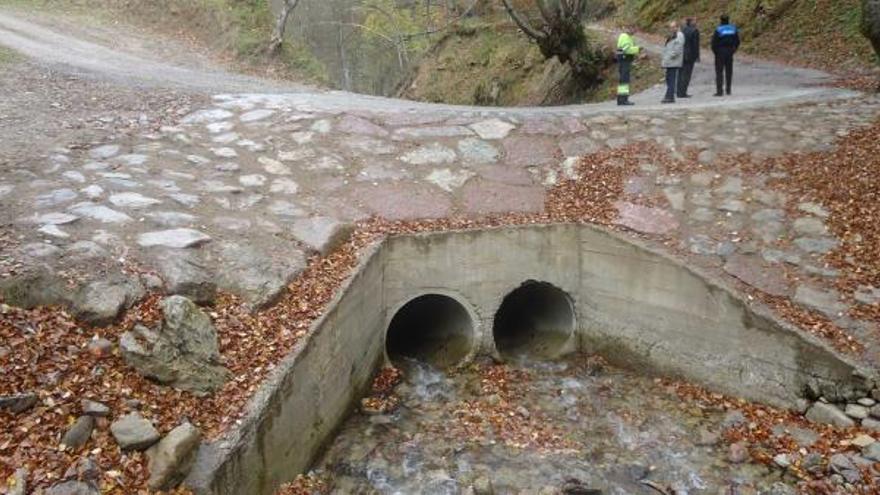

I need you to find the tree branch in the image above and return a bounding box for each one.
[500,0,545,40]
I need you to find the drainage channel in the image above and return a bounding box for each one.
[190,225,869,495]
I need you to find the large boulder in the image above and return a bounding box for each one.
[211,242,306,309]
[120,296,229,395]
[71,276,145,326]
[147,422,202,490]
[864,0,880,61]
[0,269,69,308]
[153,251,217,304]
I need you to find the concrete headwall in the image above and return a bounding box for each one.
[189,224,869,494]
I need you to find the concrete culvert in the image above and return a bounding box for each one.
[386,294,474,369]
[493,281,575,360]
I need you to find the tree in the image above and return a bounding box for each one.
[500,0,606,85]
[863,0,880,63]
[269,0,302,54]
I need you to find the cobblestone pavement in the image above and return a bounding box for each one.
[1,12,879,361]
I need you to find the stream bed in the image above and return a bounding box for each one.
[310,355,797,494]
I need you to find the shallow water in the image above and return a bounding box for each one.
[312,355,794,494]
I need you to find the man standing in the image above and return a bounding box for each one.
[711,14,740,96]
[661,21,684,104]
[677,17,700,98]
[616,26,640,106]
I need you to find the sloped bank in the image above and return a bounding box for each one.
[183,222,873,494]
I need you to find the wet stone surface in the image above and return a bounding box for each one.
[312,356,788,494]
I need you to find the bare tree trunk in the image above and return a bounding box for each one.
[269,0,302,54]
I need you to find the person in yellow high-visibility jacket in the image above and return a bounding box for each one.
[616,27,640,106]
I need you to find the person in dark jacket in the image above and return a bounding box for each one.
[711,14,740,96]
[677,17,700,98]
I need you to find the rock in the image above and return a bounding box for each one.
[147,422,202,490]
[862,0,880,61]
[110,413,161,451]
[457,138,499,163]
[90,144,120,159]
[697,149,717,165]
[68,202,132,223]
[35,188,78,207]
[400,143,456,165]
[715,176,743,195]
[87,337,113,358]
[181,108,234,124]
[63,457,101,486]
[137,229,211,249]
[863,442,880,462]
[614,202,679,235]
[469,119,515,140]
[717,199,746,213]
[72,277,145,326]
[794,237,839,254]
[794,285,846,317]
[0,270,69,309]
[45,480,99,495]
[845,403,870,419]
[61,415,94,449]
[213,242,306,309]
[870,404,880,418]
[0,393,38,413]
[854,285,880,306]
[829,453,862,483]
[773,453,791,468]
[662,188,685,211]
[120,296,228,394]
[793,217,827,236]
[805,402,855,428]
[728,442,749,463]
[154,252,217,304]
[797,202,830,218]
[82,399,110,417]
[722,410,747,428]
[863,417,880,431]
[290,217,353,255]
[109,192,162,209]
[851,433,875,448]
[473,475,494,495]
[7,468,27,495]
[695,428,719,446]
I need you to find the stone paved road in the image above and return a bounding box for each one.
[1,9,879,362]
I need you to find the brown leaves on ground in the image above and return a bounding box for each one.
[4,119,880,492]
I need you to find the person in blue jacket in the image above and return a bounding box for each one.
[711,14,741,96]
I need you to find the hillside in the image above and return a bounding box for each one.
[612,0,876,72]
[397,22,662,106]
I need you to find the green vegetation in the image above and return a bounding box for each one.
[398,21,661,106]
[0,45,19,66]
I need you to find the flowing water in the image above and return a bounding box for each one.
[311,355,797,494]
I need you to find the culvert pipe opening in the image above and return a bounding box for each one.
[386,294,474,369]
[493,281,575,360]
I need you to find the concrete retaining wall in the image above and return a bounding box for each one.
[189,224,869,494]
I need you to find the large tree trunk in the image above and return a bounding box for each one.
[269,0,301,54]
[863,0,880,62]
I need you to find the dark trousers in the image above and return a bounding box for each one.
[715,53,734,94]
[677,60,695,96]
[618,56,632,88]
[664,67,679,101]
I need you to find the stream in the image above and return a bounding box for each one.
[310,355,797,494]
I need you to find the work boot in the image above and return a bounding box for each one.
[661,99,675,104]
[617,96,634,106]
[713,92,724,97]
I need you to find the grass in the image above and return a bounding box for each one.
[0,45,19,65]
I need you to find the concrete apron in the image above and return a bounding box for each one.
[186,223,872,495]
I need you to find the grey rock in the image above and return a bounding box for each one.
[213,242,306,309]
[662,188,685,211]
[110,413,161,451]
[722,410,746,428]
[68,202,132,224]
[120,296,228,394]
[46,481,99,495]
[138,229,211,249]
[829,453,861,483]
[793,217,827,236]
[772,453,791,468]
[154,252,217,304]
[469,119,515,140]
[90,144,120,159]
[400,143,456,165]
[0,392,38,413]
[863,442,880,462]
[67,241,107,259]
[762,249,800,265]
[805,402,855,428]
[72,277,145,326]
[147,422,202,490]
[0,270,69,309]
[794,285,846,317]
[798,202,829,218]
[844,404,868,419]
[147,211,198,228]
[35,188,78,207]
[473,475,494,495]
[181,108,233,124]
[689,171,714,186]
[715,177,743,195]
[82,399,110,417]
[863,417,880,431]
[859,397,876,406]
[717,199,746,213]
[794,237,839,254]
[697,150,717,165]
[61,415,94,449]
[854,285,880,305]
[457,138,499,163]
[290,217,353,255]
[109,192,162,209]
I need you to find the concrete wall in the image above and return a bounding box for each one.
[190,224,869,494]
[188,244,387,495]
